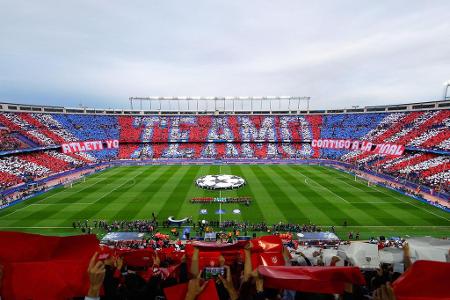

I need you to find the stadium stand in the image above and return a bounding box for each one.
[0,110,449,192]
[0,104,449,300]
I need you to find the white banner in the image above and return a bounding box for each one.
[407,237,450,263]
[343,242,380,269]
[61,139,119,154]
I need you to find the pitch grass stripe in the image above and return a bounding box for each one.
[320,166,442,225]
[49,174,120,204]
[207,164,245,223]
[221,165,271,223]
[320,167,442,225]
[198,165,222,222]
[371,185,450,223]
[62,167,135,198]
[34,167,149,226]
[253,165,309,224]
[176,165,211,221]
[158,166,200,219]
[271,165,334,224]
[318,167,398,200]
[4,167,131,227]
[276,165,360,226]
[196,165,213,222]
[101,166,178,220]
[49,167,130,204]
[322,166,450,223]
[285,165,362,225]
[219,164,244,222]
[0,167,124,218]
[240,165,286,223]
[299,166,409,226]
[107,165,179,220]
[296,168,350,204]
[199,165,228,222]
[57,167,148,223]
[107,166,172,220]
[305,167,408,224]
[93,166,167,221]
[233,165,274,224]
[134,165,193,220]
[287,165,365,225]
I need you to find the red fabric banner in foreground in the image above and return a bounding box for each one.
[185,235,285,269]
[164,279,219,300]
[0,231,99,300]
[258,265,366,294]
[393,260,450,300]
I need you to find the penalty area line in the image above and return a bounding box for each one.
[299,171,350,204]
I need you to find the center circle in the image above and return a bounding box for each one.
[195,174,246,190]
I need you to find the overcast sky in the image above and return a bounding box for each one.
[0,0,449,110]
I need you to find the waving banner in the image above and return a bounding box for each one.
[61,139,119,153]
[0,231,99,299]
[258,265,366,294]
[312,139,405,155]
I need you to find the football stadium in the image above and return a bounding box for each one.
[1,1,450,300]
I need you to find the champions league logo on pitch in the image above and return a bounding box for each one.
[196,174,245,190]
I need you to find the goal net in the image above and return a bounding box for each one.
[63,177,86,188]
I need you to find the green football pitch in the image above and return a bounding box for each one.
[0,164,449,239]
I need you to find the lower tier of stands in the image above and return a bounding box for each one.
[0,143,448,195]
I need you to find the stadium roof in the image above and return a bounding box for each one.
[1,99,449,115]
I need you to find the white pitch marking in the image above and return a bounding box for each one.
[90,169,145,204]
[371,185,450,222]
[298,171,350,204]
[326,166,450,222]
[0,170,120,218]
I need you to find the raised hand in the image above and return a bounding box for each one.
[114,256,123,270]
[244,241,253,251]
[373,283,397,300]
[219,266,238,300]
[153,253,161,267]
[87,252,106,297]
[185,271,208,300]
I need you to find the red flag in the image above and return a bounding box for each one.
[122,249,154,268]
[393,260,450,300]
[0,231,99,300]
[258,265,366,294]
[164,279,219,300]
[251,235,283,253]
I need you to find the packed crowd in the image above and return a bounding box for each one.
[0,111,449,191]
[74,219,159,234]
[2,230,448,299]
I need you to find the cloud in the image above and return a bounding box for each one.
[0,0,449,109]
